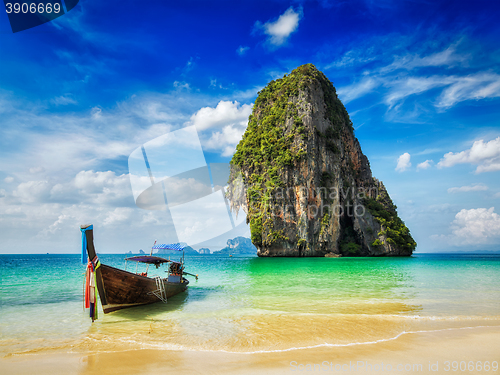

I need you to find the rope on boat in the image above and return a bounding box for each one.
[83,257,100,321]
[81,225,100,322]
[151,276,168,303]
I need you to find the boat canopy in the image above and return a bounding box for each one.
[152,243,186,251]
[125,255,171,265]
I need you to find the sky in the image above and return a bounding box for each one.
[1,0,499,254]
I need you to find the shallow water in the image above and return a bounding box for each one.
[1,253,499,356]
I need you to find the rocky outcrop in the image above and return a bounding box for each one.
[213,237,258,255]
[228,64,416,257]
[126,249,146,255]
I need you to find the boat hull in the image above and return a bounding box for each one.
[98,264,189,313]
[81,225,189,314]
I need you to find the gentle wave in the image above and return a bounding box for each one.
[15,325,493,356]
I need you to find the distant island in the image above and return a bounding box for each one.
[155,246,199,256]
[134,238,259,256]
[126,249,146,256]
[213,237,257,256]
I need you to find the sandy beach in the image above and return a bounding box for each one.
[3,325,499,375]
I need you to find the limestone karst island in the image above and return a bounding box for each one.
[229,64,416,257]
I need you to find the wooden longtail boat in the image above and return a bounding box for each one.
[81,224,196,314]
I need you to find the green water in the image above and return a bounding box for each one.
[1,254,500,356]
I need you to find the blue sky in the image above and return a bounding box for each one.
[1,0,499,253]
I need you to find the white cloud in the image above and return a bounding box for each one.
[73,170,124,193]
[237,46,249,56]
[426,203,456,214]
[447,184,488,193]
[337,78,378,103]
[381,45,468,73]
[29,166,45,174]
[437,137,500,173]
[449,207,500,245]
[0,90,210,188]
[5,170,133,208]
[51,95,77,106]
[137,123,173,141]
[1,169,145,247]
[125,95,188,125]
[209,79,230,90]
[17,132,132,178]
[384,76,454,109]
[45,214,74,236]
[131,101,172,122]
[332,44,468,106]
[141,211,163,225]
[184,57,195,73]
[436,73,500,108]
[162,176,213,207]
[91,106,102,120]
[395,152,411,172]
[13,180,52,203]
[65,170,133,206]
[382,73,500,110]
[333,40,500,113]
[414,148,443,156]
[255,7,303,47]
[203,124,247,157]
[173,81,190,90]
[188,100,252,131]
[0,90,254,252]
[416,159,433,170]
[103,207,134,226]
[324,48,377,69]
[187,100,252,156]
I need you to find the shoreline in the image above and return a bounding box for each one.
[3,325,499,374]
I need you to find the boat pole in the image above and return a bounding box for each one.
[146,240,157,275]
[81,224,107,306]
[183,271,198,280]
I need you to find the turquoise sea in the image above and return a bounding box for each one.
[1,253,500,357]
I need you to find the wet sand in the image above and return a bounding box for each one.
[3,326,499,375]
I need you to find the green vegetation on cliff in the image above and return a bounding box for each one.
[232,64,352,173]
[231,64,350,246]
[363,197,417,253]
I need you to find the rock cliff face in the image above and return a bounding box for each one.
[229,64,416,257]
